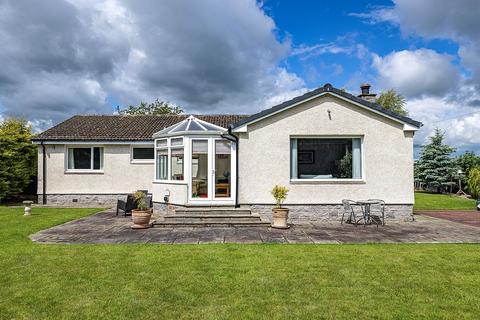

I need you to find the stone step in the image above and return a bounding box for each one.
[174,208,252,215]
[164,214,259,220]
[153,220,271,228]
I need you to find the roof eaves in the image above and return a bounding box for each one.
[230,84,423,129]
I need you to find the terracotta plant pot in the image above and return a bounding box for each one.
[271,207,290,229]
[131,209,152,229]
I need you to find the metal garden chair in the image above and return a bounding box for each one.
[367,199,386,226]
[341,199,365,226]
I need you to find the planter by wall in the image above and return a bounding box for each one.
[131,209,152,229]
[271,208,290,229]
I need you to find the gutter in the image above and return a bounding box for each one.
[223,127,240,208]
[40,141,47,204]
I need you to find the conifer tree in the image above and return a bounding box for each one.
[416,129,457,193]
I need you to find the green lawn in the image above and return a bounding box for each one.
[1,207,480,319]
[414,191,477,211]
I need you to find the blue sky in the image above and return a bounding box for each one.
[0,0,478,155]
[266,0,461,91]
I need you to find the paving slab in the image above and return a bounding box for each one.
[29,209,480,244]
[417,210,480,227]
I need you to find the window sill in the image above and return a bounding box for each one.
[131,160,155,164]
[290,179,366,184]
[153,180,188,185]
[65,170,104,174]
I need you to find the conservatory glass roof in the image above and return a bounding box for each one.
[152,115,226,138]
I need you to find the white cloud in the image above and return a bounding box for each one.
[372,49,460,98]
[0,0,306,127]
[349,6,399,25]
[291,43,351,60]
[406,91,480,152]
[352,0,480,152]
[354,0,480,91]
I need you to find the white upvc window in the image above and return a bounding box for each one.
[155,137,185,181]
[290,137,363,181]
[131,145,155,163]
[66,146,104,172]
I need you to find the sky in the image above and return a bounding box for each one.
[0,0,479,155]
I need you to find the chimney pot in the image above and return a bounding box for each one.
[358,83,376,102]
[360,83,371,95]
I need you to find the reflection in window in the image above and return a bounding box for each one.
[291,138,362,179]
[170,148,184,180]
[67,147,103,171]
[156,149,168,180]
[132,147,154,160]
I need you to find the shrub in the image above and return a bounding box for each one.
[467,167,480,199]
[0,118,37,202]
[271,185,289,208]
[133,191,148,210]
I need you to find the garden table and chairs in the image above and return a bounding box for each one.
[341,199,385,226]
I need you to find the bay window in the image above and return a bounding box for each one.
[67,147,103,171]
[291,137,362,180]
[155,137,184,181]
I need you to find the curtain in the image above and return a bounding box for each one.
[215,140,231,154]
[192,140,208,153]
[68,148,75,169]
[352,138,362,179]
[291,139,298,179]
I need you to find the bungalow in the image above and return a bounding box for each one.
[32,84,422,221]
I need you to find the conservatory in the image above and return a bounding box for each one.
[151,115,236,206]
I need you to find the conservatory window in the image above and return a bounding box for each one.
[156,149,168,180]
[155,137,185,181]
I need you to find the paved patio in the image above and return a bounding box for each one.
[416,210,480,228]
[29,209,480,244]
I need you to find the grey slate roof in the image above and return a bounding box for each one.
[230,83,423,129]
[34,84,422,142]
[33,114,249,141]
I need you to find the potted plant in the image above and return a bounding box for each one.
[271,185,290,229]
[131,191,152,229]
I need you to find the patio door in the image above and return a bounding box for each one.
[191,139,210,200]
[214,139,232,200]
[189,137,235,204]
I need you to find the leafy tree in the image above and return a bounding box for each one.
[119,99,183,115]
[416,128,457,193]
[467,167,480,200]
[455,151,480,193]
[0,118,37,202]
[456,151,480,176]
[375,89,408,116]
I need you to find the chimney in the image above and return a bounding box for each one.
[358,83,376,102]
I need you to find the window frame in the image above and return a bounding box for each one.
[290,135,365,183]
[130,144,155,164]
[154,137,185,182]
[65,145,104,173]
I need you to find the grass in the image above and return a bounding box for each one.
[1,207,480,319]
[414,191,477,211]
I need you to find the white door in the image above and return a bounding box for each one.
[190,138,211,201]
[213,139,233,200]
[188,137,235,204]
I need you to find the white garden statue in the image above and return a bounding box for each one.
[23,200,33,216]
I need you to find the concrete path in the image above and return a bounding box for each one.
[29,209,480,244]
